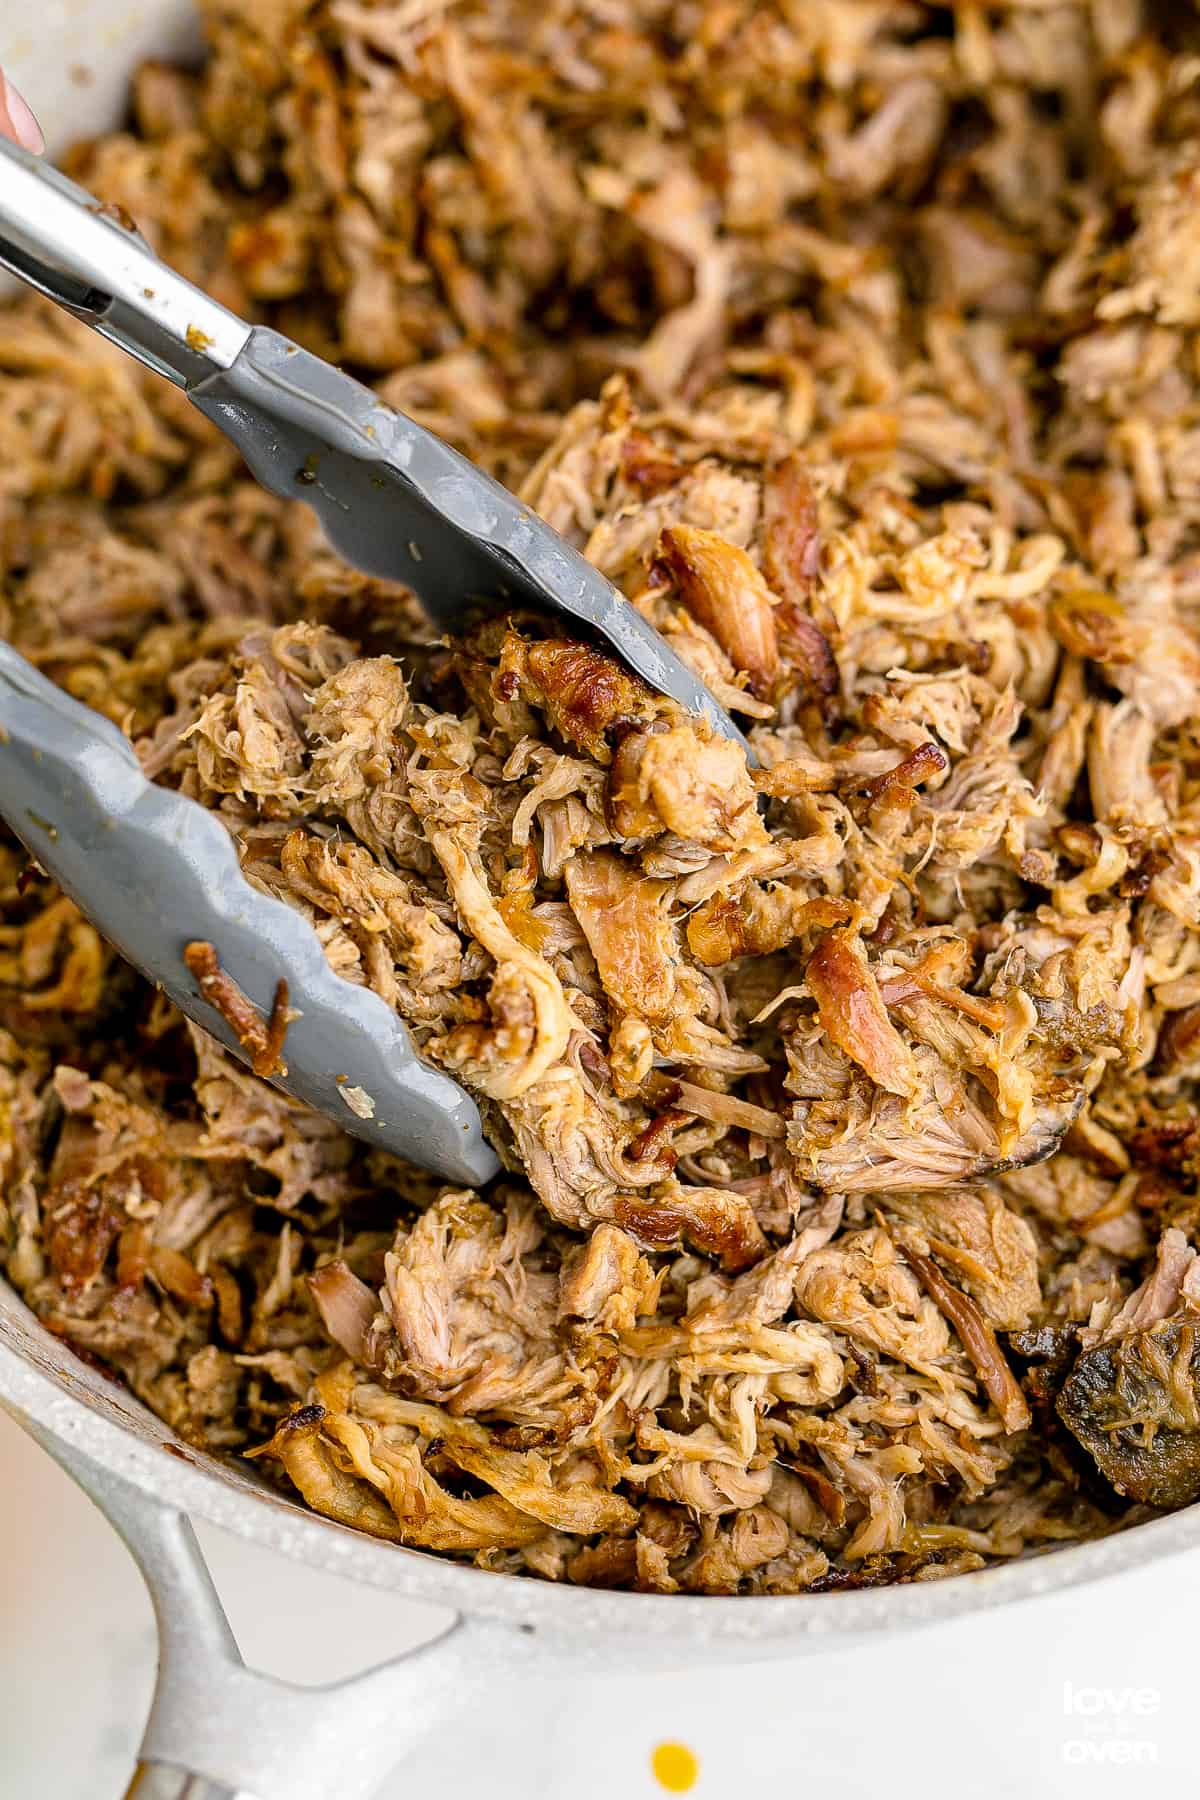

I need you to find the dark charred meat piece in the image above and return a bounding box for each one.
[1008,1325,1080,1368]
[1058,1320,1200,1507]
[806,1550,973,1592]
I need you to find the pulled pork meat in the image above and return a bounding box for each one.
[8,0,1200,1592]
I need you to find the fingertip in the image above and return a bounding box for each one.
[1,73,45,155]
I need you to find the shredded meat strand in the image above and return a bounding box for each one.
[899,1244,1031,1435]
[184,941,290,1079]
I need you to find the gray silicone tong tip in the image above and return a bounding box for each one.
[0,133,751,1183]
[0,644,498,1185]
[189,333,752,754]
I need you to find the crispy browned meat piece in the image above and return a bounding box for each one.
[806,929,920,1100]
[4,0,1200,1593]
[659,524,780,698]
[497,636,658,764]
[855,742,948,806]
[184,941,290,1078]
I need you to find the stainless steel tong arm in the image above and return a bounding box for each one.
[0,131,748,749]
[0,134,249,385]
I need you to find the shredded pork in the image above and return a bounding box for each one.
[4,0,1200,1592]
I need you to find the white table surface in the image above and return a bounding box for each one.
[1,1401,1195,1798]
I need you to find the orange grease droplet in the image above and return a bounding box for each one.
[652,1741,699,1792]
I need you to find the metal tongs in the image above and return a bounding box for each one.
[0,138,746,1183]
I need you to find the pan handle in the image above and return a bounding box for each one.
[44,1434,529,1800]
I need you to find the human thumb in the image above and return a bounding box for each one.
[0,70,45,154]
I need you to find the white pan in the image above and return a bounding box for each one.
[4,11,1200,1799]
